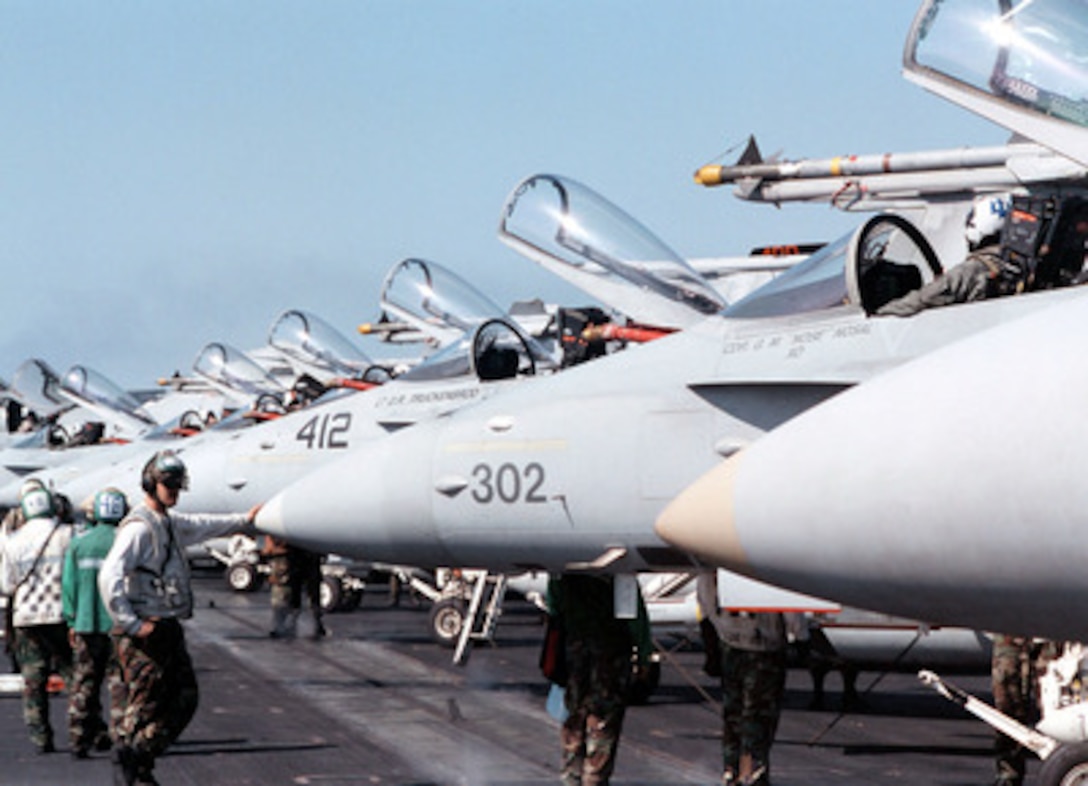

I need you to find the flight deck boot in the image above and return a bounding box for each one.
[112,746,139,786]
[269,606,294,639]
[311,610,327,640]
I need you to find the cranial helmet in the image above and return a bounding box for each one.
[141,450,189,494]
[18,477,45,501]
[20,487,54,521]
[965,192,1012,247]
[92,487,129,525]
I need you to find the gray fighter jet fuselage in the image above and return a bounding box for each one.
[256,211,1088,571]
[257,0,1088,589]
[656,0,1088,644]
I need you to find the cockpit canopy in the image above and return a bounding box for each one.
[10,358,67,418]
[268,309,373,380]
[499,174,725,329]
[193,342,286,406]
[906,0,1088,166]
[379,258,512,348]
[60,365,156,428]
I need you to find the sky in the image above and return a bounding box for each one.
[0,1,1008,389]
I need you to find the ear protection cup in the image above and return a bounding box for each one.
[141,455,158,495]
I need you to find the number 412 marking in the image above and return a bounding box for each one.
[296,413,352,449]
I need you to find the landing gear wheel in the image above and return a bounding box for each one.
[429,599,466,648]
[320,576,344,612]
[226,562,260,592]
[1040,742,1088,786]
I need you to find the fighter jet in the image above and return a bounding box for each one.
[32,270,555,517]
[656,0,1088,641]
[255,199,1088,576]
[48,168,777,526]
[255,0,1088,589]
[0,359,179,488]
[657,294,1088,643]
[0,326,342,508]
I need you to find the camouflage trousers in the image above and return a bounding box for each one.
[719,645,787,785]
[560,640,630,785]
[114,618,198,761]
[269,556,323,637]
[12,623,72,750]
[68,631,122,752]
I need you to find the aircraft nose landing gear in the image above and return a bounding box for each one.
[921,644,1088,786]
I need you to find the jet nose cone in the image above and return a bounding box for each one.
[655,455,749,569]
[255,494,287,539]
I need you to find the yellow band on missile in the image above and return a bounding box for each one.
[830,157,842,177]
[694,165,725,187]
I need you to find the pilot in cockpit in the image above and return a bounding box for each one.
[876,193,1020,317]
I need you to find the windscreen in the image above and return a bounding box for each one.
[398,317,553,383]
[722,231,852,319]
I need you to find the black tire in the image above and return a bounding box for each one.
[340,588,363,612]
[226,562,260,593]
[320,576,344,612]
[626,659,661,705]
[429,599,466,648]
[1039,742,1088,786]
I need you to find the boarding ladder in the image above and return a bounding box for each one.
[453,572,509,665]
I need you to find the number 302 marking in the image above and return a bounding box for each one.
[471,462,547,504]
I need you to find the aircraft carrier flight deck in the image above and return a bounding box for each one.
[0,568,1007,785]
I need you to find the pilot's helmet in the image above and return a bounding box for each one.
[20,487,54,522]
[92,487,129,525]
[141,450,189,494]
[965,192,1012,247]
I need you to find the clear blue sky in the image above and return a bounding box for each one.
[1,1,1006,388]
